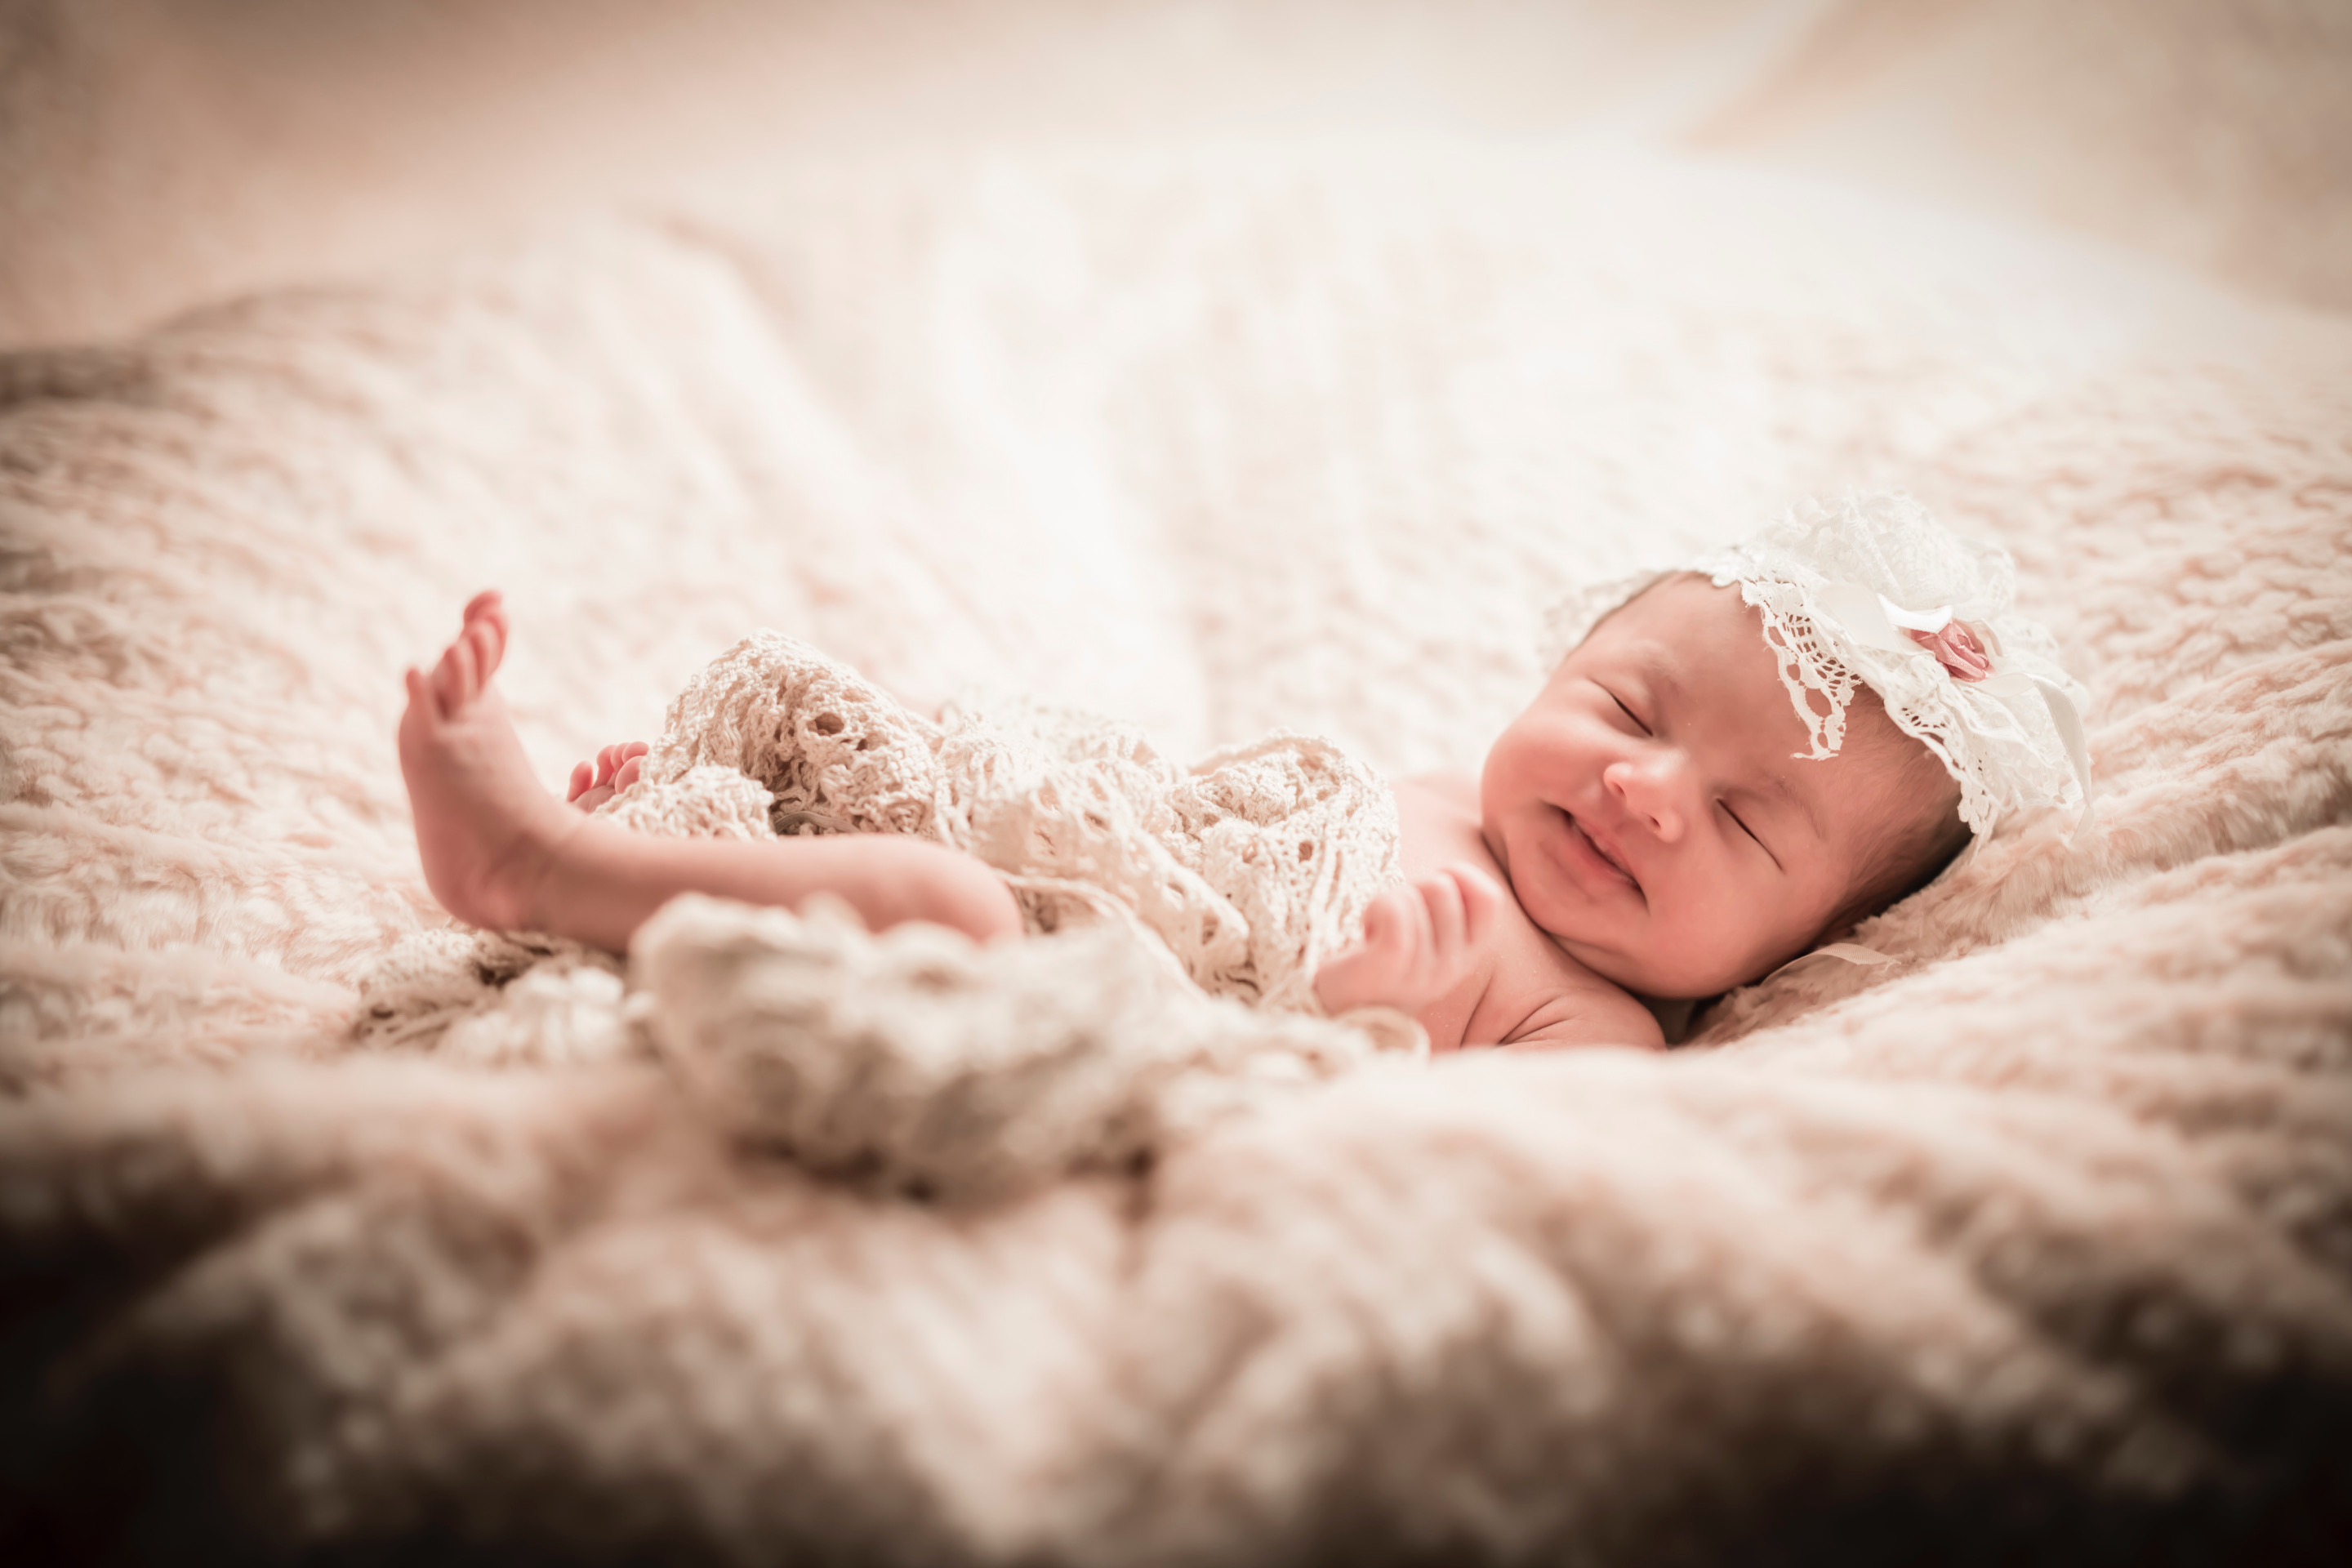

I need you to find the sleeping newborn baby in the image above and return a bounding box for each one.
[400,493,2090,1053]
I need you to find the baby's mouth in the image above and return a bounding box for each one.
[1565,811,1639,890]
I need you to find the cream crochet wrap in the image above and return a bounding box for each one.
[359,633,1417,1200]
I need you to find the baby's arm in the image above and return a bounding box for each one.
[1314,865,1503,1018]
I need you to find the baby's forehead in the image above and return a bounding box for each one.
[1585,574,1765,666]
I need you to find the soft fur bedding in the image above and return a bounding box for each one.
[3,146,2350,1563]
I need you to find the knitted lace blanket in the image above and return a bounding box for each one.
[357,631,1414,1200]
[611,630,1403,1013]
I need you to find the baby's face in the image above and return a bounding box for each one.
[1481,575,1921,999]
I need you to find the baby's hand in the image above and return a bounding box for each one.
[565,741,648,813]
[1314,863,1503,1019]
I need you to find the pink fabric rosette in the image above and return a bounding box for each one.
[1904,619,1993,682]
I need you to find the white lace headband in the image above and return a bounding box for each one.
[1543,492,2093,840]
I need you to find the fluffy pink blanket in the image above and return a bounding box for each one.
[2,148,2348,1562]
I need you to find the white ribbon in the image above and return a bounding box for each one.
[1763,941,1895,985]
[1813,579,2097,842]
[1980,671,2096,842]
[2036,677,2096,843]
[1811,942,1896,967]
[1811,581,1932,655]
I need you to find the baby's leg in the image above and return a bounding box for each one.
[398,593,1021,952]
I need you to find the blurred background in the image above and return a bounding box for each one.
[2,0,2348,352]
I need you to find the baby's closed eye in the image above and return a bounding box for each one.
[1607,688,1650,734]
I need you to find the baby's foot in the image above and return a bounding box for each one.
[567,742,649,813]
[397,591,576,931]
[1315,864,1503,1018]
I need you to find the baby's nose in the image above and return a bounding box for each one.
[1605,755,1686,841]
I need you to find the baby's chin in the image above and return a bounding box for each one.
[1557,939,1667,1000]
[1566,939,1775,1004]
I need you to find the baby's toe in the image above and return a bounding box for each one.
[461,621,500,691]
[429,643,464,715]
[471,607,507,679]
[459,628,488,694]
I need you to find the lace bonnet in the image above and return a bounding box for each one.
[1543,492,2093,839]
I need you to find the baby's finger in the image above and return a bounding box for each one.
[1418,871,1468,955]
[1449,864,1505,942]
[614,756,644,793]
[567,761,592,802]
[1369,886,1428,965]
[622,741,649,762]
